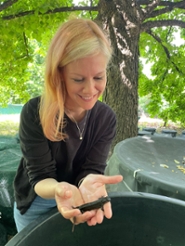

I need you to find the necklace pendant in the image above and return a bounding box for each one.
[79,136,83,140]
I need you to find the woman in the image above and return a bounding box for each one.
[13,18,123,232]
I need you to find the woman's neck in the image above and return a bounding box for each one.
[65,107,87,122]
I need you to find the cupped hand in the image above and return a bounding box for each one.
[79,174,123,226]
[55,182,95,225]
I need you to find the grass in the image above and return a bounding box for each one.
[0,120,19,136]
[0,114,184,137]
[0,114,20,136]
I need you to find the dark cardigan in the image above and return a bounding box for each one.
[14,97,116,214]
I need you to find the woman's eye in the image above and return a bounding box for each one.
[94,77,103,80]
[73,78,84,82]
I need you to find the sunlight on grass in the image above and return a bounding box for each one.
[0,120,19,136]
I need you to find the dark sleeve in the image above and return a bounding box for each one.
[74,102,116,185]
[19,97,57,188]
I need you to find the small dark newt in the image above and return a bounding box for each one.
[73,196,111,213]
[72,196,111,232]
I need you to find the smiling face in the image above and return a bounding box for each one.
[63,53,107,114]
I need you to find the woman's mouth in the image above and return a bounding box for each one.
[80,94,98,101]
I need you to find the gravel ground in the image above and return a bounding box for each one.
[138,115,184,135]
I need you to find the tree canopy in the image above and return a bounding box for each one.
[1,0,185,143]
[139,1,185,126]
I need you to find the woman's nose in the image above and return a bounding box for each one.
[83,80,95,93]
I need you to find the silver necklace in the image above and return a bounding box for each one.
[65,110,88,140]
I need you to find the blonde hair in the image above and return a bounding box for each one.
[39,18,112,141]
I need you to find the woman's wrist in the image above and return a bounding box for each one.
[34,178,59,199]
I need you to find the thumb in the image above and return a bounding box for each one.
[55,185,72,199]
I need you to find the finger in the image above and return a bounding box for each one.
[96,209,104,224]
[73,210,95,225]
[60,207,81,219]
[86,209,103,226]
[70,217,75,224]
[103,201,112,219]
[87,215,98,226]
[97,175,123,185]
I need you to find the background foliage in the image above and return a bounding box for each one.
[1,0,185,128]
[139,25,185,126]
[1,0,76,104]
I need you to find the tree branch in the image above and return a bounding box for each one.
[149,1,185,18]
[2,5,98,20]
[141,19,185,32]
[147,29,170,59]
[147,30,183,74]
[137,0,185,7]
[23,32,29,57]
[138,0,185,21]
[142,0,161,17]
[0,0,18,12]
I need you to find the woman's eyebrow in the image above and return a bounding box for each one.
[70,71,105,76]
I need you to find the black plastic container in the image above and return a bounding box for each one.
[105,136,185,200]
[6,192,185,246]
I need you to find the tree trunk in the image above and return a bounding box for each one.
[97,0,140,147]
